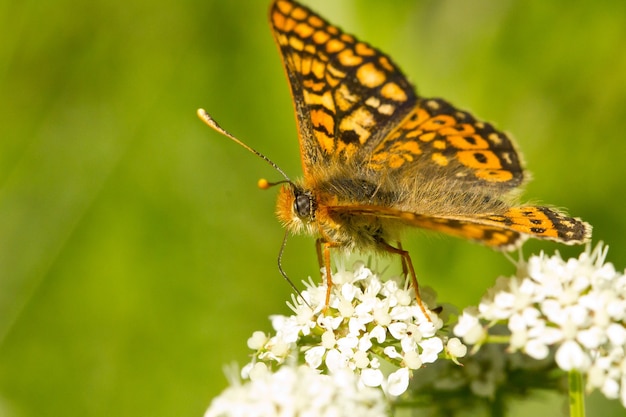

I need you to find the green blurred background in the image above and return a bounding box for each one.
[1,0,625,415]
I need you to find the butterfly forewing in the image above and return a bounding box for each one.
[269,0,418,170]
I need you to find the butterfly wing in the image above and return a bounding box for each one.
[270,1,524,193]
[326,204,591,249]
[269,0,591,249]
[366,97,525,192]
[269,0,417,175]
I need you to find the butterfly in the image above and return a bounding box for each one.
[199,0,592,312]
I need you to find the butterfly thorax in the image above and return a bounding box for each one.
[276,176,411,252]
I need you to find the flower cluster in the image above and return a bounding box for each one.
[406,341,565,416]
[245,261,466,397]
[454,243,626,406]
[205,364,388,417]
[206,243,625,415]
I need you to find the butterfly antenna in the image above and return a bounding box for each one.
[278,230,311,309]
[197,109,292,183]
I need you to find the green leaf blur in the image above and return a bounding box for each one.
[0,1,624,416]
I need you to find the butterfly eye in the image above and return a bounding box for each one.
[293,189,314,220]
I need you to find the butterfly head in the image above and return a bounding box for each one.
[276,182,318,236]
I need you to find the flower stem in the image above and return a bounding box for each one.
[568,370,585,417]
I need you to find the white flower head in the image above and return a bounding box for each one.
[205,365,388,417]
[455,243,626,407]
[245,261,456,397]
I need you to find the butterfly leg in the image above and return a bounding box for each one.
[397,241,409,277]
[315,238,325,273]
[315,237,338,311]
[379,240,430,321]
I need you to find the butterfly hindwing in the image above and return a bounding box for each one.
[368,98,525,192]
[326,204,590,249]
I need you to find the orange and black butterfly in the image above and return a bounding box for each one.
[198,0,591,310]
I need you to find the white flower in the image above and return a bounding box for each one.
[247,331,268,350]
[361,368,385,387]
[419,337,444,364]
[205,365,388,417]
[453,308,485,345]
[555,340,590,371]
[446,337,468,359]
[385,368,410,396]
